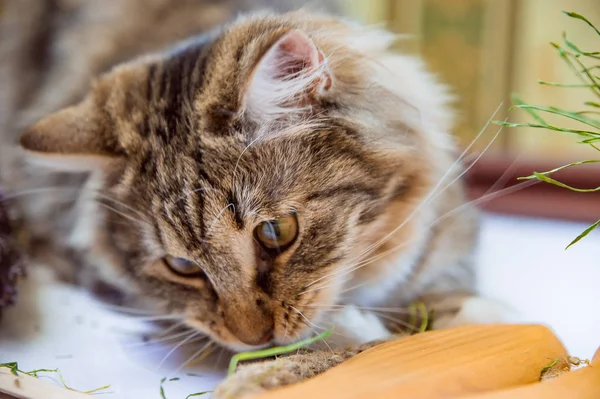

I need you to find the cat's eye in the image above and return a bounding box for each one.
[163,255,203,277]
[255,215,299,250]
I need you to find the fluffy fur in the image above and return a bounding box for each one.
[0,1,513,395]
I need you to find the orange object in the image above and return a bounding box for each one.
[254,324,591,399]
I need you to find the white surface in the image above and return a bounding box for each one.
[1,213,598,398]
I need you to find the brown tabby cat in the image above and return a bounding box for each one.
[0,0,513,397]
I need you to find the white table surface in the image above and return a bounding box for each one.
[1,213,598,398]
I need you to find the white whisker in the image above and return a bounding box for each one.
[174,341,214,374]
[345,102,504,264]
[157,331,205,370]
[290,306,324,331]
[206,203,235,235]
[127,314,186,323]
[432,120,505,202]
[308,177,539,292]
[481,153,524,196]
[374,312,418,332]
[101,304,163,315]
[124,329,195,348]
[98,202,151,227]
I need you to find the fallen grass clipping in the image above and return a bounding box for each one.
[228,328,334,376]
[159,377,211,399]
[0,361,110,394]
[540,358,559,373]
[495,11,600,249]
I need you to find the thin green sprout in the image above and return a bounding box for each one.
[227,328,333,377]
[185,392,211,398]
[496,10,600,248]
[0,362,110,395]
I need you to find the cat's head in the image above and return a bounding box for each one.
[18,12,457,351]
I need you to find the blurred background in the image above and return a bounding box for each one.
[1,2,599,397]
[344,0,600,223]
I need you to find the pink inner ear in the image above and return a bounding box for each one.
[263,30,326,81]
[270,30,321,79]
[245,29,332,119]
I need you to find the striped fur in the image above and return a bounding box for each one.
[1,1,511,390]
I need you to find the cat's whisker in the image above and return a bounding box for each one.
[434,178,540,226]
[157,331,205,370]
[325,102,503,276]
[297,319,354,341]
[174,340,215,374]
[305,304,413,314]
[0,186,82,201]
[481,153,524,197]
[156,320,188,337]
[298,280,337,296]
[131,335,208,356]
[430,120,505,203]
[2,185,151,220]
[126,314,186,323]
[309,177,540,290]
[97,202,152,228]
[289,305,324,331]
[94,193,152,222]
[346,106,504,264]
[205,203,235,235]
[338,279,371,296]
[303,324,335,354]
[124,328,196,348]
[101,303,164,315]
[215,346,227,366]
[374,312,419,332]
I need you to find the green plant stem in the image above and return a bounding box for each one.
[227,328,333,377]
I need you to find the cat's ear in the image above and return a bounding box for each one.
[19,97,121,171]
[244,29,332,119]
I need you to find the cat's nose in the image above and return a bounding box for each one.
[251,328,274,346]
[228,319,274,346]
[224,305,274,346]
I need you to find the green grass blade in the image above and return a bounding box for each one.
[550,43,600,98]
[493,121,600,137]
[510,104,600,130]
[529,171,600,192]
[562,32,600,60]
[511,94,547,124]
[160,377,167,399]
[0,362,19,376]
[563,11,600,36]
[228,328,333,377]
[518,160,600,182]
[566,219,600,249]
[185,392,211,398]
[538,80,597,88]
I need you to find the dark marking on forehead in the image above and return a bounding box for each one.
[306,183,380,202]
[144,37,213,143]
[226,190,245,230]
